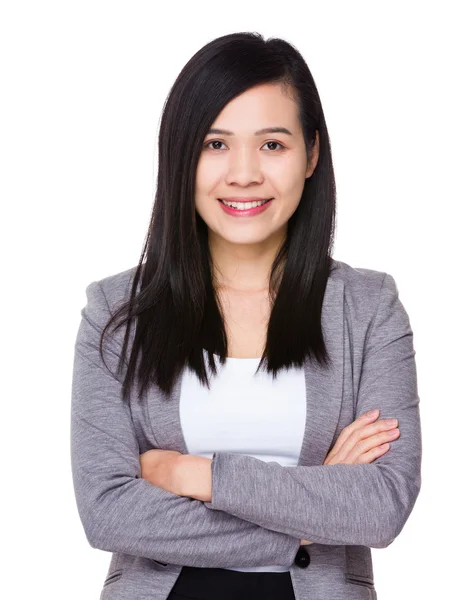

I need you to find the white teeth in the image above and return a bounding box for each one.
[221,199,269,209]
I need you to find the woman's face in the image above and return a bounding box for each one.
[195,82,319,249]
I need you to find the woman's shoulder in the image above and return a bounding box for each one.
[91,264,140,310]
[330,258,388,286]
[329,258,393,308]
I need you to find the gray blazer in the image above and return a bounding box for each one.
[70,259,422,600]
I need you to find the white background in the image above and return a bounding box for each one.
[1,1,471,598]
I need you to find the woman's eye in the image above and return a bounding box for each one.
[263,141,284,151]
[203,140,285,151]
[205,140,227,151]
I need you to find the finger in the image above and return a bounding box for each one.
[326,441,391,466]
[329,414,382,462]
[328,410,380,457]
[356,443,390,464]
[344,429,398,463]
[333,418,399,463]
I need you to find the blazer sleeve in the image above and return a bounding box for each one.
[204,273,422,549]
[70,280,300,568]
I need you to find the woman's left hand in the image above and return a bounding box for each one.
[139,449,184,495]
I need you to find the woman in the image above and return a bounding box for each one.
[71,32,421,600]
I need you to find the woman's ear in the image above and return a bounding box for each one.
[306,130,319,178]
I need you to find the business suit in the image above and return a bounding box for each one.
[70,259,422,600]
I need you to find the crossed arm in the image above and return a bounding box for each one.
[140,452,313,547]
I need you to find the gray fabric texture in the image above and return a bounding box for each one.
[70,259,422,600]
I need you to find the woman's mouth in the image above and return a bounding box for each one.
[217,197,274,217]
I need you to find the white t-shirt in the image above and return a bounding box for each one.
[180,350,306,572]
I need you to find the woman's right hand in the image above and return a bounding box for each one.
[323,409,399,466]
[300,409,400,546]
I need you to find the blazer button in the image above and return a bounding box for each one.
[294,547,310,568]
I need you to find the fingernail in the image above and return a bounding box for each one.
[366,409,379,418]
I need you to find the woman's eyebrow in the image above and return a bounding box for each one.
[207,127,293,136]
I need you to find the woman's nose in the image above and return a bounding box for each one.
[224,150,264,186]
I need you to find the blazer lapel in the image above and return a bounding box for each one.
[147,369,189,454]
[299,276,345,466]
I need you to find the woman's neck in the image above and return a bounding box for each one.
[209,240,286,292]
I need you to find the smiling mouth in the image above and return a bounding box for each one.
[218,198,273,206]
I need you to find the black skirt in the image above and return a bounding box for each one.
[167,565,296,600]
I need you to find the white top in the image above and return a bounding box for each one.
[179,350,307,572]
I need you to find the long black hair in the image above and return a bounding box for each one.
[100,31,337,402]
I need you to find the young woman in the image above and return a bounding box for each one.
[71,32,421,600]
